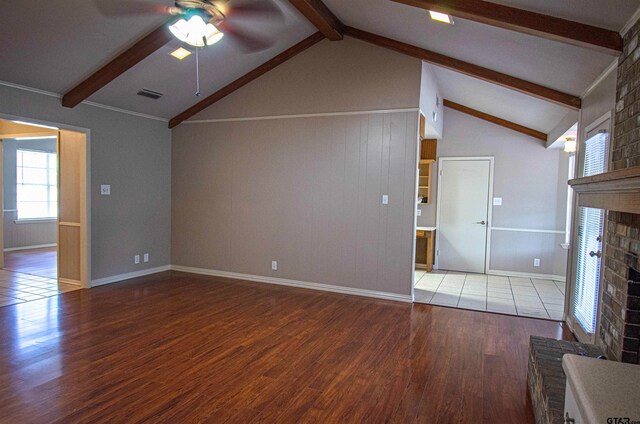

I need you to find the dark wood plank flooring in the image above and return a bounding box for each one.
[4,246,57,279]
[0,271,572,423]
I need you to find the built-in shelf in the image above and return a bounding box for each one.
[569,166,640,214]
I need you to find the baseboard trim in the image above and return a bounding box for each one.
[488,269,566,282]
[91,265,172,287]
[171,265,412,303]
[4,243,56,252]
[58,278,81,286]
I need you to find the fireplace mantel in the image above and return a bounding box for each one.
[569,166,640,214]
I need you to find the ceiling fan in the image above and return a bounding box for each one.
[96,0,285,52]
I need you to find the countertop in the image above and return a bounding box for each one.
[416,226,436,232]
[562,354,640,423]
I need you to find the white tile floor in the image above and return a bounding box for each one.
[414,270,566,321]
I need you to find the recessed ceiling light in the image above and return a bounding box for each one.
[171,47,192,60]
[429,11,454,24]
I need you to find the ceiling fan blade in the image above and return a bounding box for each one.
[217,21,275,53]
[94,0,177,17]
[225,0,284,21]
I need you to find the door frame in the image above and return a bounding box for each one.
[0,112,92,288]
[434,156,494,273]
[565,111,612,343]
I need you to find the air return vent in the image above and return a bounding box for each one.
[137,89,163,100]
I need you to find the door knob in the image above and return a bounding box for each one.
[476,220,486,225]
[589,250,602,258]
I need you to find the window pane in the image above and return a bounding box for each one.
[17,202,51,219]
[17,185,48,202]
[20,151,48,168]
[16,150,58,220]
[20,168,48,185]
[48,202,58,218]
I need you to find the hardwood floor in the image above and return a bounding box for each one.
[4,246,57,279]
[0,271,572,423]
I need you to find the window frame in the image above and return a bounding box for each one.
[16,148,58,221]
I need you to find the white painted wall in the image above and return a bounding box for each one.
[419,63,444,139]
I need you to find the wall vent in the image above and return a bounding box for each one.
[137,89,163,100]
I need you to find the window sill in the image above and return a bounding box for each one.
[14,218,57,224]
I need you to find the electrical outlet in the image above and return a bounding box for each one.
[134,255,140,265]
[417,209,422,216]
[493,197,502,206]
[382,195,389,205]
[101,184,111,196]
[271,261,278,271]
[534,258,540,267]
[143,253,149,263]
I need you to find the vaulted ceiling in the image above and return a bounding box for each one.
[0,0,638,134]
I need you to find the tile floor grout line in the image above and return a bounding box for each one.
[508,277,520,316]
[530,280,554,320]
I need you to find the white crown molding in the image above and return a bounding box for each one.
[620,5,640,37]
[488,269,566,282]
[490,227,565,235]
[581,58,618,99]
[0,80,168,123]
[91,265,171,287]
[183,108,420,124]
[171,265,413,303]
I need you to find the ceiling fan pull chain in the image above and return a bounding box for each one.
[195,46,201,97]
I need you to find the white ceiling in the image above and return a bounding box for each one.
[0,0,638,128]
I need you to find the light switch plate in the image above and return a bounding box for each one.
[382,195,389,205]
[493,197,502,206]
[134,255,140,265]
[101,184,111,196]
[143,253,149,263]
[417,209,422,217]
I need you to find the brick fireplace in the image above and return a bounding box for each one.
[598,18,640,364]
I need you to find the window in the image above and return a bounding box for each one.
[16,149,57,220]
[572,117,609,337]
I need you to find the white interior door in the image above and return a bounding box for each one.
[437,158,492,273]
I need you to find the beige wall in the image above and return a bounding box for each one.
[189,37,422,121]
[174,39,423,296]
[173,112,418,296]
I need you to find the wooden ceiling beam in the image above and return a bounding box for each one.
[288,0,344,40]
[391,0,622,55]
[343,26,581,110]
[62,20,175,108]
[169,32,325,128]
[444,99,547,141]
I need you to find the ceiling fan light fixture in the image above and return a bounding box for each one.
[429,10,454,24]
[169,15,224,47]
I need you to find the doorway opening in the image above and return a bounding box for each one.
[0,117,89,307]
